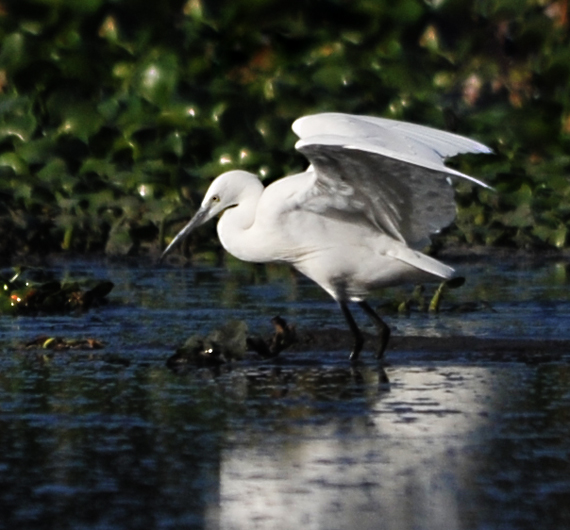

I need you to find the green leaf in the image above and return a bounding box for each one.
[57,102,105,142]
[0,95,37,142]
[499,203,533,229]
[79,158,116,178]
[157,105,199,129]
[16,137,56,164]
[135,51,179,106]
[161,131,184,158]
[0,33,26,69]
[533,224,567,249]
[0,153,29,176]
[0,114,37,143]
[36,159,73,189]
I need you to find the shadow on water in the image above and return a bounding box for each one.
[0,256,570,529]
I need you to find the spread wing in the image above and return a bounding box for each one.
[291,113,491,249]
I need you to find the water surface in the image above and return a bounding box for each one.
[1,256,569,529]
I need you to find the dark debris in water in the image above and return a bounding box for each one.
[246,316,297,358]
[14,336,132,367]
[0,266,114,315]
[23,335,105,351]
[166,316,297,371]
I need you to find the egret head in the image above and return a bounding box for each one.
[160,170,260,260]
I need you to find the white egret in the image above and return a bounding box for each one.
[161,113,491,361]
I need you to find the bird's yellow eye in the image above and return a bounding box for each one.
[211,195,220,203]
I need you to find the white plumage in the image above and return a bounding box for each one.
[162,113,491,360]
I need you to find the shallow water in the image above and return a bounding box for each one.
[0,256,569,529]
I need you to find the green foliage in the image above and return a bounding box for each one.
[0,0,570,256]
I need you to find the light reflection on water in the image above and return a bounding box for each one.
[216,366,490,530]
[213,363,570,530]
[0,256,569,529]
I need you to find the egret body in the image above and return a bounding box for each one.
[161,113,491,360]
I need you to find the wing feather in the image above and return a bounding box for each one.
[291,113,491,249]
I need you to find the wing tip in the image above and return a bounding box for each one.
[458,143,493,156]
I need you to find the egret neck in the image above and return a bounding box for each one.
[217,174,265,262]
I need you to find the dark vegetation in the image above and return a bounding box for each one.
[0,265,114,314]
[1,0,569,260]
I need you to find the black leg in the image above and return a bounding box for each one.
[358,301,391,359]
[339,302,364,362]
